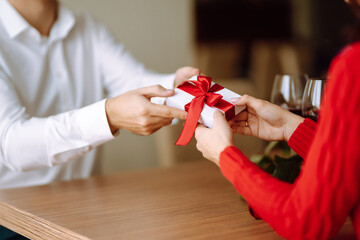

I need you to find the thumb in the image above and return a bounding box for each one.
[138,85,174,99]
[180,67,201,79]
[190,68,201,77]
[230,94,253,106]
[213,110,227,127]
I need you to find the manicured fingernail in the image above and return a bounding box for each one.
[230,97,241,102]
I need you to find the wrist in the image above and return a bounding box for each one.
[217,142,234,164]
[105,98,118,135]
[284,113,304,141]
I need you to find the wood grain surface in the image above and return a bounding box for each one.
[0,160,356,240]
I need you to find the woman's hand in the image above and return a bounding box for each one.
[195,111,234,166]
[230,95,304,142]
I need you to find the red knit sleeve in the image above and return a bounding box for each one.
[219,42,360,239]
[288,118,317,159]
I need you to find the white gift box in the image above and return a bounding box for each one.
[166,76,245,128]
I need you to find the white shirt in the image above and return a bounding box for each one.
[0,0,175,189]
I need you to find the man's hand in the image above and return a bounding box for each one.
[105,85,187,136]
[174,67,201,87]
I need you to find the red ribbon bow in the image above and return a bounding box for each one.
[175,75,235,146]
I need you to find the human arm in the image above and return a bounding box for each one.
[93,15,199,98]
[195,44,360,239]
[0,14,198,172]
[105,85,187,135]
[0,70,114,172]
[230,95,317,158]
[218,98,360,239]
[195,95,310,162]
[196,104,359,240]
[92,16,198,134]
[101,64,197,135]
[0,72,187,172]
[230,95,304,142]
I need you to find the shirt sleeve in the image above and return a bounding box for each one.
[0,70,115,172]
[93,16,175,105]
[288,118,317,159]
[219,44,360,240]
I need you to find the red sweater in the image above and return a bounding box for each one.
[220,42,360,240]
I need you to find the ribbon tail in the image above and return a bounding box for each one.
[175,97,205,146]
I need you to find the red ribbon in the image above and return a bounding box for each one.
[175,76,235,146]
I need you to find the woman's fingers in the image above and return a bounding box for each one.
[231,95,264,113]
[232,121,248,127]
[232,125,252,136]
[233,111,248,121]
[230,94,253,105]
[213,110,228,128]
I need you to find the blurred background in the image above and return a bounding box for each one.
[62,0,358,174]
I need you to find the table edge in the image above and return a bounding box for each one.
[0,201,90,240]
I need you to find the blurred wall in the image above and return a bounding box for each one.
[61,0,195,174]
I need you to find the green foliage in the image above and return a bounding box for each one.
[273,154,303,183]
[240,141,303,201]
[258,156,276,174]
[252,141,303,183]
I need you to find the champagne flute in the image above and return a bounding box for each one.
[271,74,308,116]
[302,78,326,121]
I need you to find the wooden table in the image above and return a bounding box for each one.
[0,161,356,240]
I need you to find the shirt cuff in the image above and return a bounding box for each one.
[288,118,317,159]
[75,99,115,147]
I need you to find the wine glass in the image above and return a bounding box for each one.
[271,74,308,116]
[302,78,326,121]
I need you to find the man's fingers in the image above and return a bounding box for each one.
[150,104,187,119]
[147,119,173,132]
[135,117,174,135]
[182,67,201,79]
[191,68,201,77]
[147,117,174,127]
[139,85,175,99]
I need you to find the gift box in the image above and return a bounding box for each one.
[166,75,245,146]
